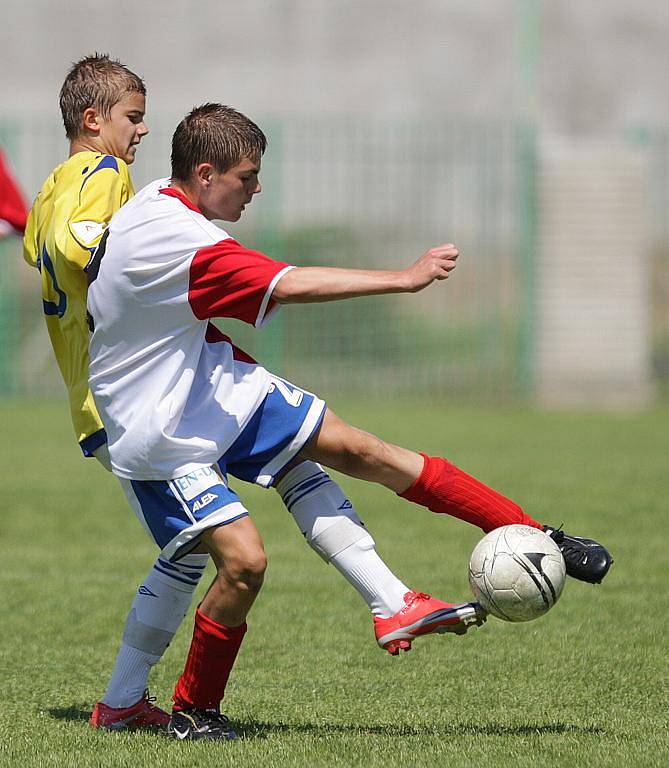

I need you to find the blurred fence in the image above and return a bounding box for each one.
[644,128,669,384]
[1,115,667,402]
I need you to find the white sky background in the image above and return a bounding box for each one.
[1,0,668,134]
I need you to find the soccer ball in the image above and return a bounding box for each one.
[468,524,566,622]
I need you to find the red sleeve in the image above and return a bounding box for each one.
[188,238,291,326]
[0,149,28,234]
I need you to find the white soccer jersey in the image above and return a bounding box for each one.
[87,179,294,480]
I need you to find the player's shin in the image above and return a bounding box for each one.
[172,608,246,711]
[399,453,542,533]
[101,553,207,709]
[276,461,409,618]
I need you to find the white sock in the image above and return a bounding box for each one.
[101,553,208,708]
[329,536,409,618]
[276,462,409,618]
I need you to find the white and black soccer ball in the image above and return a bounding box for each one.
[468,524,566,622]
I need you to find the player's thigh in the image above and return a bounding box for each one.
[300,408,381,469]
[201,515,266,577]
[300,408,422,490]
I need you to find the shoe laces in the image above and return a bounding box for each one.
[141,690,161,711]
[404,591,431,610]
[547,527,590,562]
[546,524,565,544]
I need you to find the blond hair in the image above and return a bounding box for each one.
[59,53,145,140]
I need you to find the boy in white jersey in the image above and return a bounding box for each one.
[88,104,612,741]
[24,58,478,734]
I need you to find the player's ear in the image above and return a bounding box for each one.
[195,163,215,186]
[81,107,102,135]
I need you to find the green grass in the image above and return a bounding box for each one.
[1,399,667,767]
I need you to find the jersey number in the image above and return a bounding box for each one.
[269,378,304,407]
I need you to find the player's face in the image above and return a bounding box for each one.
[97,92,149,165]
[201,157,261,221]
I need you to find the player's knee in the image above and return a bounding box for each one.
[220,549,267,593]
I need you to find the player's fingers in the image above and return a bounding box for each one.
[431,245,459,259]
[434,259,457,279]
[434,255,458,270]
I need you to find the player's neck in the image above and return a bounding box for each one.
[69,136,111,158]
[169,179,202,212]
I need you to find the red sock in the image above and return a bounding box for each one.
[399,454,542,533]
[173,608,247,711]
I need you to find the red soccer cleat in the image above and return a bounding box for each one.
[90,690,170,731]
[374,591,487,655]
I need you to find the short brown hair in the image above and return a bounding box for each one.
[59,53,146,140]
[171,103,267,181]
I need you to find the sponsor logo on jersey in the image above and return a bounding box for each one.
[192,492,219,512]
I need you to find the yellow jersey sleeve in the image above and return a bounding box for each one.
[23,170,55,269]
[23,206,39,268]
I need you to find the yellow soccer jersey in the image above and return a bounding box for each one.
[23,152,134,455]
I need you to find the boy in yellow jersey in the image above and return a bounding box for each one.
[24,75,141,453]
[23,54,193,730]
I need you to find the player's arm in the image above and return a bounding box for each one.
[22,206,40,268]
[65,158,132,269]
[271,244,459,304]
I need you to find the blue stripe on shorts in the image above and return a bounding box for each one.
[220,377,326,487]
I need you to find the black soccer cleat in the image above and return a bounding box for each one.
[167,709,237,741]
[544,526,613,584]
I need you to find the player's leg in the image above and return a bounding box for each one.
[300,409,613,583]
[89,446,209,731]
[225,384,408,620]
[275,460,410,617]
[275,460,484,653]
[223,379,484,654]
[170,516,265,741]
[91,552,208,730]
[108,468,253,740]
[300,408,540,529]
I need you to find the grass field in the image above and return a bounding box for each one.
[1,399,667,768]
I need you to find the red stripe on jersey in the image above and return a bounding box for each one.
[204,323,257,364]
[188,238,289,324]
[158,186,202,213]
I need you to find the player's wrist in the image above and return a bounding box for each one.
[394,268,422,293]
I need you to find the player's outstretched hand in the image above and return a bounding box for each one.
[402,244,459,292]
